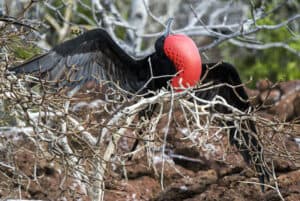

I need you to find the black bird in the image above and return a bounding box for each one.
[10,19,269,190]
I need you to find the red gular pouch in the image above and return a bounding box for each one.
[164,34,202,91]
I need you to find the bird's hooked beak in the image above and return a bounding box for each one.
[164,18,174,37]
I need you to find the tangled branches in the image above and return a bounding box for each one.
[0,64,299,200]
[0,1,299,200]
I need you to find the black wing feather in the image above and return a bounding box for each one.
[10,29,149,92]
[198,62,269,190]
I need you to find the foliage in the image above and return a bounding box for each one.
[6,35,42,59]
[223,2,300,87]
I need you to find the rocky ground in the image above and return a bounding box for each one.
[0,80,299,201]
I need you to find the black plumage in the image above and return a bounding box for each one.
[198,63,269,189]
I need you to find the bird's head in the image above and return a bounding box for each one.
[155,18,202,90]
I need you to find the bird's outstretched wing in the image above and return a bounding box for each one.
[10,29,149,92]
[197,62,269,190]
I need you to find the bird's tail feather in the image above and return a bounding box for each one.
[228,120,270,191]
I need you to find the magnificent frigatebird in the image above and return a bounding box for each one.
[10,19,269,190]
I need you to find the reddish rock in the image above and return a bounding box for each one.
[256,79,274,91]
[260,89,281,106]
[248,80,300,121]
[269,92,299,121]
